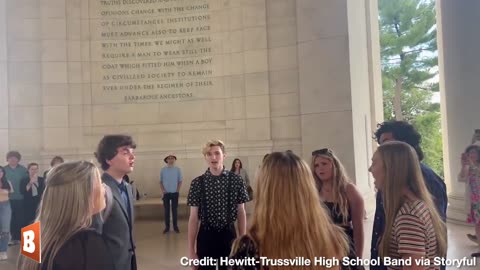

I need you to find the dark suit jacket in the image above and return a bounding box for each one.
[41,229,114,270]
[20,176,45,223]
[20,176,45,200]
[101,172,136,270]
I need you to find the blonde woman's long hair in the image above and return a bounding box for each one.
[377,142,447,258]
[238,151,348,270]
[17,161,101,270]
[311,149,351,225]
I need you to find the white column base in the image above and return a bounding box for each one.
[447,192,473,226]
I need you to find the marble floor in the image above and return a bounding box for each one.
[1,216,479,270]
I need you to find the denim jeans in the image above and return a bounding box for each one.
[163,192,179,229]
[9,199,24,241]
[0,201,11,252]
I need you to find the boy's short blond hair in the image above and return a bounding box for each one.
[202,140,226,155]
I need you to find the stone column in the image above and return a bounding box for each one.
[0,0,8,155]
[266,0,302,154]
[365,0,384,132]
[437,0,480,223]
[5,0,43,164]
[39,0,69,152]
[296,0,381,199]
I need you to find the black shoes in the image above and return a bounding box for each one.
[174,227,180,233]
[467,233,478,244]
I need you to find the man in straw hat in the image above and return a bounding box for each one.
[160,153,183,233]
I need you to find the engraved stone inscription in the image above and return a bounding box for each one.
[90,0,216,103]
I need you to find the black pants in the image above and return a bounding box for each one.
[163,192,179,229]
[9,199,24,241]
[24,197,41,226]
[196,224,236,270]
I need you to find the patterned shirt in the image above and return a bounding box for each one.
[187,168,249,230]
[371,163,447,270]
[388,200,439,270]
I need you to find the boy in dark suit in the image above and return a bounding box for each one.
[95,135,137,270]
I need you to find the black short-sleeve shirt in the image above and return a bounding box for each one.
[187,168,250,230]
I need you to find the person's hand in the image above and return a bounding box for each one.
[8,181,13,192]
[189,252,199,270]
[462,153,469,166]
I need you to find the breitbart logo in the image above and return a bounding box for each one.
[21,222,41,263]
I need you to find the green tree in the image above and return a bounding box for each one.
[379,0,444,176]
[413,112,444,177]
[383,87,439,123]
[379,0,438,121]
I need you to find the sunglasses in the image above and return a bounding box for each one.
[311,148,333,156]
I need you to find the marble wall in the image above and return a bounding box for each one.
[0,0,8,156]
[437,0,480,222]
[1,0,381,199]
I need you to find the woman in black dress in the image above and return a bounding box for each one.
[311,148,365,258]
[18,161,114,270]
